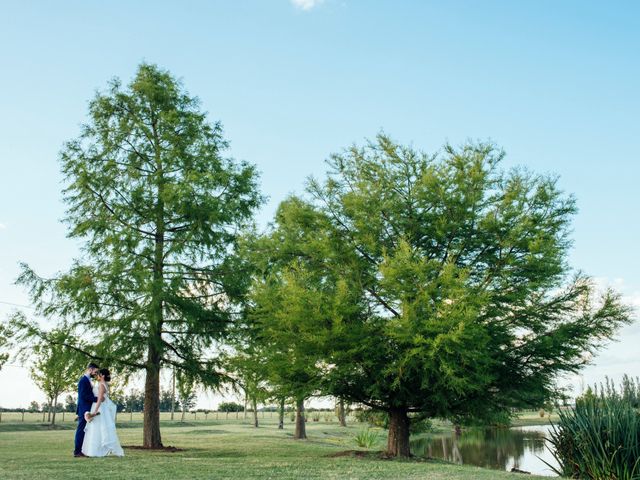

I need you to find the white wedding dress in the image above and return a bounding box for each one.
[82,382,125,457]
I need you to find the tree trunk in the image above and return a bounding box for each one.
[294,397,306,440]
[252,396,258,428]
[181,407,186,422]
[47,399,52,422]
[387,408,411,457]
[338,398,347,427]
[51,394,58,425]
[142,129,165,449]
[170,368,175,421]
[143,360,162,448]
[278,397,285,429]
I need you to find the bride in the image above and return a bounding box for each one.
[82,368,125,457]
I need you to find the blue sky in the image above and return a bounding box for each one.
[0,0,638,408]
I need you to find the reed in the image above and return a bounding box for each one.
[547,377,640,479]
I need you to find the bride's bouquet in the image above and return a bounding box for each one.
[84,411,100,423]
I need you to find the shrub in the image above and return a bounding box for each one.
[548,378,640,479]
[354,428,379,448]
[217,402,244,413]
[354,409,388,428]
[410,417,433,434]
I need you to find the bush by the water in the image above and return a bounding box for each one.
[548,376,640,479]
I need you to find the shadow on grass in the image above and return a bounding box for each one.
[183,429,230,435]
[0,423,75,432]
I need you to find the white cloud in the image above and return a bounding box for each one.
[0,223,6,230]
[290,0,324,11]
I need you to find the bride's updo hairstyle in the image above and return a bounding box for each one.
[99,368,111,382]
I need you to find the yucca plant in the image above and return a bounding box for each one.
[354,428,379,448]
[547,378,640,479]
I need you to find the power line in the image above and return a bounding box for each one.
[0,300,34,309]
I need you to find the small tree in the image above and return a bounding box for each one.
[176,370,197,421]
[160,389,179,412]
[29,330,85,425]
[64,395,77,413]
[228,350,270,427]
[217,401,244,412]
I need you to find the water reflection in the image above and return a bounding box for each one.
[410,425,558,477]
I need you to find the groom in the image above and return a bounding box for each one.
[74,362,99,457]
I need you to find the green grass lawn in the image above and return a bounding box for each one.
[0,414,552,480]
[510,410,559,427]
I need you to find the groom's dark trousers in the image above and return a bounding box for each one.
[74,375,97,455]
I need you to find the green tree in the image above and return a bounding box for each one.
[217,401,244,412]
[243,200,352,439]
[265,135,632,457]
[29,330,85,425]
[0,323,11,370]
[176,370,197,421]
[160,389,180,412]
[64,395,77,413]
[228,350,270,428]
[124,389,144,413]
[14,64,262,447]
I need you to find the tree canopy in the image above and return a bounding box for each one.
[250,135,632,456]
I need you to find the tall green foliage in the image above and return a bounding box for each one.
[176,370,197,421]
[227,351,270,427]
[242,198,351,439]
[0,323,10,370]
[14,63,262,447]
[252,135,631,457]
[29,329,86,425]
[549,379,640,479]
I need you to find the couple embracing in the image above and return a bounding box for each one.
[74,362,124,458]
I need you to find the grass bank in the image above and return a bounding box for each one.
[0,416,549,480]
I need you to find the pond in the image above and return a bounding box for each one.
[410,425,559,477]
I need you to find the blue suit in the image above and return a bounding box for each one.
[74,375,97,455]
